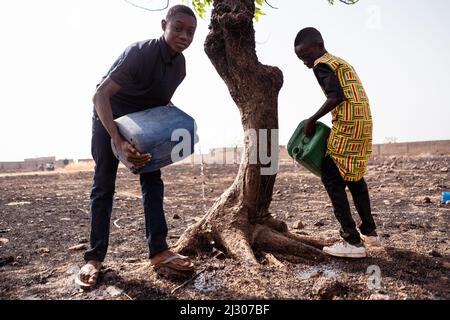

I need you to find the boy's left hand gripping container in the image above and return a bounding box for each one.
[111,106,198,174]
[287,120,331,177]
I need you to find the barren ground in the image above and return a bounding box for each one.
[0,156,449,300]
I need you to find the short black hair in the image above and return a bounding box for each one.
[294,27,324,47]
[166,4,196,21]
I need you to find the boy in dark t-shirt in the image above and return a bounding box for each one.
[76,5,197,288]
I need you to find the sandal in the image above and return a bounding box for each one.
[152,253,194,272]
[75,261,102,289]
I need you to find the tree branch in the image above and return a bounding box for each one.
[123,0,169,11]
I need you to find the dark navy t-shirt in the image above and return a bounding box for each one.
[99,36,186,118]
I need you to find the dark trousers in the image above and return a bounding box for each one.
[321,156,376,245]
[83,116,168,262]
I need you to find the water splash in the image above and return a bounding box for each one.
[294,263,341,280]
[193,272,224,293]
[196,142,207,214]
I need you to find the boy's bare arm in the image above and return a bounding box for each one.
[93,77,151,168]
[93,77,123,145]
[304,96,344,136]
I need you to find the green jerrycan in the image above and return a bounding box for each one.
[287,120,331,177]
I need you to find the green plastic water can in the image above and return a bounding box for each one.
[287,120,331,177]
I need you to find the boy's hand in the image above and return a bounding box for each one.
[304,118,316,137]
[119,140,152,169]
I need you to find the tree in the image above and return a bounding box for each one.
[128,0,359,265]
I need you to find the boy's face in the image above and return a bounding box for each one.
[295,44,323,69]
[162,13,197,55]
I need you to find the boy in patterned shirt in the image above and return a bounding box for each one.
[294,27,380,258]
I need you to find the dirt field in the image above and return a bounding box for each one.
[0,156,449,300]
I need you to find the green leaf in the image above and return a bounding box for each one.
[254,7,266,22]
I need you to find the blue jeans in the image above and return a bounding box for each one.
[83,115,168,262]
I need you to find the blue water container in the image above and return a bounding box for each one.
[111,106,198,174]
[442,192,450,203]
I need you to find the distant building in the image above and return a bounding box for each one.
[180,145,291,165]
[0,157,73,173]
[1,140,450,173]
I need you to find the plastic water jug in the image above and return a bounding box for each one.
[442,192,450,203]
[111,106,198,174]
[287,120,331,177]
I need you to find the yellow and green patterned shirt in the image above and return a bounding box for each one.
[314,53,372,182]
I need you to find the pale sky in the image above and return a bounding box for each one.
[1,0,449,161]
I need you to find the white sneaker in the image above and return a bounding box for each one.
[323,241,367,258]
[360,234,382,247]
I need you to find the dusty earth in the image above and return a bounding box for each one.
[0,156,449,300]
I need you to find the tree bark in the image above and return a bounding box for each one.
[175,0,325,265]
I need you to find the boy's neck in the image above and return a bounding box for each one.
[318,49,328,58]
[313,49,329,64]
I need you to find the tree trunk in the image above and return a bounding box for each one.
[175,0,325,265]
